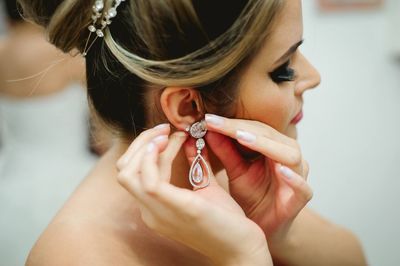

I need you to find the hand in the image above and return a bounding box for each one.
[204,114,313,250]
[116,124,272,266]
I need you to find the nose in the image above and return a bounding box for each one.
[295,53,321,96]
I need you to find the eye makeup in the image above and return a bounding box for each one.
[269,59,295,83]
[269,39,304,84]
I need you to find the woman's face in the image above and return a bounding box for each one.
[235,0,320,140]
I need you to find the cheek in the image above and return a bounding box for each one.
[236,81,293,133]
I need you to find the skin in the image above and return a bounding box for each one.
[206,0,316,240]
[0,21,84,98]
[234,0,319,140]
[26,0,367,265]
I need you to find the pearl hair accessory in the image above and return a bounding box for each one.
[82,0,126,57]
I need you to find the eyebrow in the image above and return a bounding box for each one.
[273,39,304,65]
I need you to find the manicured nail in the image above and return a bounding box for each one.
[154,123,170,130]
[146,142,155,153]
[279,165,295,179]
[205,114,224,126]
[152,135,168,144]
[236,130,256,143]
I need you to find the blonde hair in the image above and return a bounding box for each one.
[17,0,283,138]
[105,0,281,87]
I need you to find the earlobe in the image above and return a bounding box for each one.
[160,87,203,130]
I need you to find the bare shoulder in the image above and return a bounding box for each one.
[26,148,210,266]
[26,218,140,266]
[26,152,143,266]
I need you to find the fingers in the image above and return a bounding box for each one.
[274,163,313,217]
[205,114,295,147]
[158,131,188,182]
[141,138,207,221]
[118,132,207,224]
[118,131,187,195]
[118,135,169,187]
[205,114,303,170]
[117,129,198,223]
[116,123,170,170]
[205,131,249,181]
[141,141,161,192]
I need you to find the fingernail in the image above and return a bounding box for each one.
[146,142,155,153]
[152,135,168,144]
[279,165,295,179]
[154,123,170,130]
[236,130,256,143]
[205,114,224,126]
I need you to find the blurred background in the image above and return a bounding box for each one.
[0,0,399,265]
[301,1,400,266]
[0,0,111,265]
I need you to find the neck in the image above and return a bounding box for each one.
[8,21,43,36]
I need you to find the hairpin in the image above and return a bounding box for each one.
[82,0,126,57]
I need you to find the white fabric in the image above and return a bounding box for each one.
[0,84,98,266]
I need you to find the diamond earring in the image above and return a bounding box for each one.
[186,120,211,189]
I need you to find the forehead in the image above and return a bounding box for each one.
[256,0,303,66]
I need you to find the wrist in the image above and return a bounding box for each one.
[267,220,299,262]
[212,241,272,266]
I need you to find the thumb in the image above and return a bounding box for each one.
[183,137,219,189]
[205,131,249,181]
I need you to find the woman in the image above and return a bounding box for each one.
[18,0,367,265]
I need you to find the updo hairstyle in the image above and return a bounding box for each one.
[17,0,282,140]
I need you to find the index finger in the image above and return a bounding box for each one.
[204,114,302,167]
[204,114,295,147]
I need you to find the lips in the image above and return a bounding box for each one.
[291,109,303,124]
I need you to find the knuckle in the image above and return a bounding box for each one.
[305,189,314,202]
[253,120,264,128]
[143,183,159,196]
[138,130,149,138]
[299,182,313,202]
[116,158,126,171]
[185,197,205,220]
[288,150,302,165]
[141,211,158,230]
[290,139,301,150]
[159,153,172,165]
[116,170,131,187]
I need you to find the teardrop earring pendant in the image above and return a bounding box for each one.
[186,120,211,189]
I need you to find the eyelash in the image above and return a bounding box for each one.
[269,60,295,84]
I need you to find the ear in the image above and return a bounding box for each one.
[160,87,203,130]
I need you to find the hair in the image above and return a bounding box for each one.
[3,0,23,22]
[17,0,283,141]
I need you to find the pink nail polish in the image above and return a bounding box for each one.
[279,165,295,179]
[152,135,168,144]
[146,142,155,153]
[154,123,170,130]
[205,114,224,126]
[236,130,256,143]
